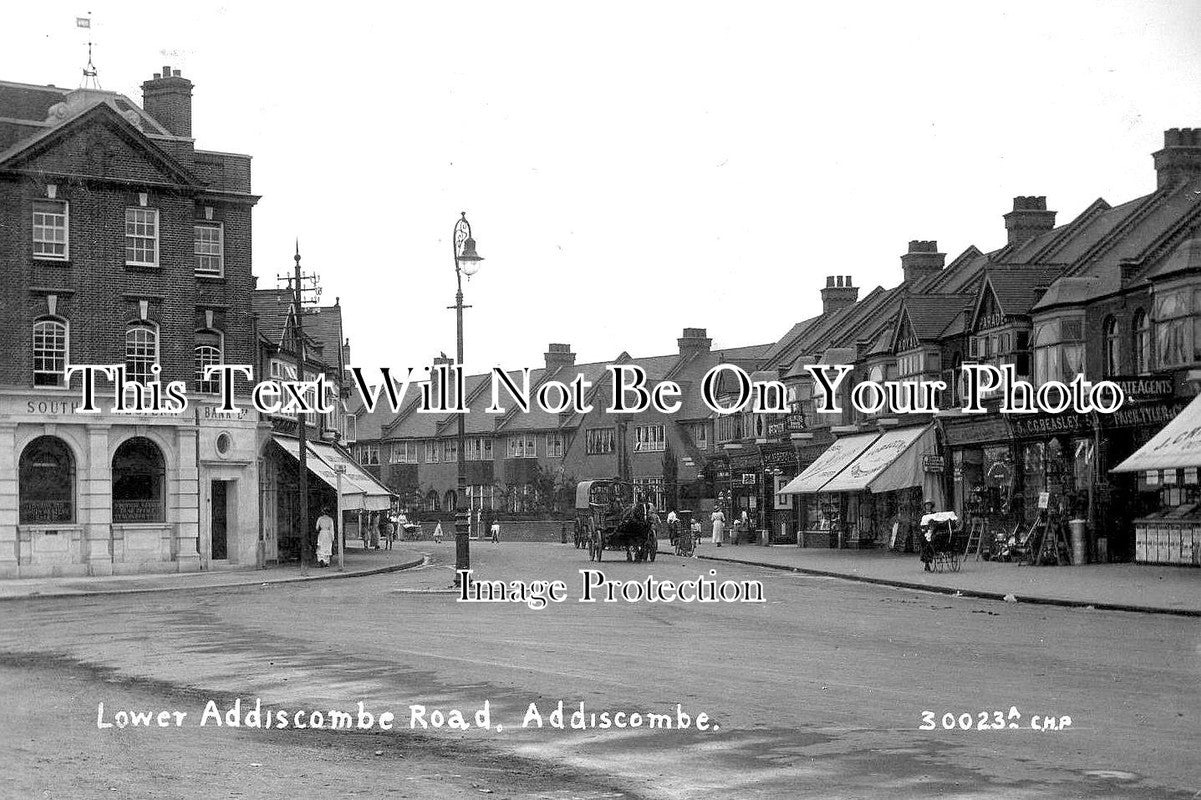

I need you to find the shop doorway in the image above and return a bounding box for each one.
[211,480,229,560]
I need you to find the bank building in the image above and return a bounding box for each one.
[0,67,262,577]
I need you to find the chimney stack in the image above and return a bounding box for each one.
[1153,128,1201,189]
[900,240,945,284]
[820,275,858,315]
[430,353,454,406]
[544,343,576,372]
[1004,197,1056,247]
[141,65,193,138]
[677,328,712,358]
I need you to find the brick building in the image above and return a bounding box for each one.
[0,68,261,576]
[349,331,769,534]
[774,128,1201,563]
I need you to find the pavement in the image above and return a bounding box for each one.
[682,540,1201,616]
[0,542,427,600]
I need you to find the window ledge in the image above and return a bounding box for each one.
[196,274,226,282]
[32,258,72,267]
[125,263,163,273]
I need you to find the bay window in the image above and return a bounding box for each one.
[1033,316,1085,384]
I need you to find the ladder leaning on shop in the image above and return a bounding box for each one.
[963,515,986,560]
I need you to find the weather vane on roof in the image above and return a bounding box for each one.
[76,12,101,89]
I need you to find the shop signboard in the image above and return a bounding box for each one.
[1010,412,1091,439]
[922,454,945,473]
[760,444,799,469]
[942,415,1011,446]
[741,473,757,485]
[1108,374,1174,402]
[1102,399,1187,431]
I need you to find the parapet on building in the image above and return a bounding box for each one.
[0,68,261,576]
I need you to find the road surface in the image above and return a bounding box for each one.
[0,542,1196,798]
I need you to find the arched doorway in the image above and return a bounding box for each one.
[19,436,75,523]
[112,437,166,523]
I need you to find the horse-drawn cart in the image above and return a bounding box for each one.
[574,479,657,563]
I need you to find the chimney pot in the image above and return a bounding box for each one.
[173,68,182,77]
[845,275,853,286]
[826,275,835,287]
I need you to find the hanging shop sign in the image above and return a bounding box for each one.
[741,473,757,486]
[922,454,945,473]
[766,412,807,438]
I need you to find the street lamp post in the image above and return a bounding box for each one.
[451,212,484,586]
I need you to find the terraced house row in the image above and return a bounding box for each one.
[351,127,1201,564]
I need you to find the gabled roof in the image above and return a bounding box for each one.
[977,266,1067,319]
[0,100,195,186]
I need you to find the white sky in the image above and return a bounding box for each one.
[4,2,1201,375]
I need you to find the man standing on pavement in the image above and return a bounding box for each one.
[490,520,500,543]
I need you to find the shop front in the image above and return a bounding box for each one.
[264,434,395,563]
[780,431,879,548]
[817,424,943,550]
[1112,391,1201,566]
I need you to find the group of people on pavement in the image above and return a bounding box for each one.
[707,508,752,547]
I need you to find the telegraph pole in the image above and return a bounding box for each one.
[280,242,321,574]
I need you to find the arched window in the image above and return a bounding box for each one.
[444,490,457,512]
[1132,309,1151,375]
[426,490,440,512]
[32,317,68,387]
[125,322,158,384]
[19,436,75,523]
[1103,316,1119,376]
[112,437,166,523]
[194,330,223,393]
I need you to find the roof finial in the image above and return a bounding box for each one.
[294,238,301,264]
[76,12,101,89]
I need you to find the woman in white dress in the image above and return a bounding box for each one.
[315,507,335,567]
[710,508,726,547]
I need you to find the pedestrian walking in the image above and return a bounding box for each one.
[732,514,744,546]
[690,518,702,557]
[383,518,395,550]
[666,510,680,547]
[315,506,335,567]
[710,508,726,547]
[371,515,383,550]
[490,520,500,543]
[433,521,444,544]
[739,509,750,545]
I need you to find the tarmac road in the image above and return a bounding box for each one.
[0,542,1197,799]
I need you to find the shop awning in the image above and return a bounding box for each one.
[779,432,880,494]
[821,424,935,493]
[1112,393,1201,473]
[271,436,395,511]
